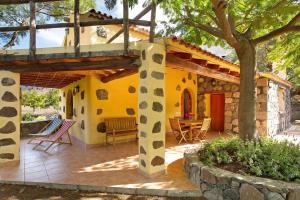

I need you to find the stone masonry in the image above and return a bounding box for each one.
[184,152,300,200]
[0,71,20,163]
[197,76,291,136]
[267,80,291,137]
[138,43,166,175]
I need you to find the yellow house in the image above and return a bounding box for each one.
[0,9,292,175]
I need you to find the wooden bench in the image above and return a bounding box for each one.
[104,117,138,145]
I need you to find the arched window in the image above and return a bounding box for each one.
[181,89,193,119]
[66,90,73,119]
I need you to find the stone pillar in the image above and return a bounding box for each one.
[138,43,166,175]
[0,71,20,163]
[256,78,268,136]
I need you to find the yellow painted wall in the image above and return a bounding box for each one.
[65,14,148,47]
[59,67,198,144]
[60,77,89,143]
[165,68,198,132]
[86,74,138,144]
[204,94,211,117]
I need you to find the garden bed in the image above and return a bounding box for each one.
[184,138,300,200]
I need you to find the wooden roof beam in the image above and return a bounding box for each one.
[219,68,230,73]
[168,52,192,60]
[101,69,138,83]
[1,57,140,73]
[207,64,220,70]
[166,54,240,84]
[230,71,240,77]
[0,0,62,5]
[191,58,207,66]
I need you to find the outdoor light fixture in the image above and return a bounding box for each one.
[75,85,80,93]
[211,78,217,86]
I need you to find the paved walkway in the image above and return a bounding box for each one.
[0,132,223,191]
[273,123,300,145]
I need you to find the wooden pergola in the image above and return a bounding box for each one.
[0,0,158,88]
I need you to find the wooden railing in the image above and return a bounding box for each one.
[0,0,158,59]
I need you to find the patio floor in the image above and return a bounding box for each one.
[0,132,226,191]
[273,123,300,145]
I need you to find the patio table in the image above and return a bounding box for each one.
[180,119,203,141]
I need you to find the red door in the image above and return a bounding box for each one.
[210,94,225,131]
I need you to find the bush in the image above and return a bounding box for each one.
[22,113,38,121]
[199,137,300,182]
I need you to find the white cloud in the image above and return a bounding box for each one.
[37,29,64,47]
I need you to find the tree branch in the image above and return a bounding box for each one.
[211,0,239,48]
[253,12,300,44]
[1,19,27,50]
[182,0,223,39]
[183,18,224,39]
[2,32,18,50]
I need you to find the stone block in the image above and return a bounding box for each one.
[225,98,233,104]
[201,167,216,184]
[256,88,261,95]
[257,94,267,102]
[225,111,233,117]
[287,189,300,200]
[204,189,223,200]
[240,184,264,200]
[257,78,268,87]
[225,93,232,98]
[233,92,240,98]
[232,85,239,92]
[225,123,233,130]
[266,192,284,200]
[263,87,268,94]
[256,120,261,127]
[257,112,267,120]
[233,126,239,133]
[259,102,268,111]
[224,84,232,92]
[232,119,238,126]
[224,188,239,200]
[225,117,232,123]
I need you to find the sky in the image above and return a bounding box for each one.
[5,0,228,57]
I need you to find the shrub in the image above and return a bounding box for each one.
[22,113,37,122]
[199,137,300,182]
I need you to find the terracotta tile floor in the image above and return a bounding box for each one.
[0,132,225,190]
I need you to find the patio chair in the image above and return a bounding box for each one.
[169,118,189,144]
[32,120,76,152]
[192,118,211,141]
[27,118,64,144]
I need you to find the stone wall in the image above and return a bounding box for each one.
[0,71,20,163]
[267,80,291,137]
[184,152,300,200]
[197,76,292,136]
[197,76,268,134]
[256,78,269,135]
[21,120,50,137]
[197,76,239,133]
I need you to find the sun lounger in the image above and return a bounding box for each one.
[32,120,76,152]
[28,118,63,144]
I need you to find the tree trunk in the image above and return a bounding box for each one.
[236,39,258,140]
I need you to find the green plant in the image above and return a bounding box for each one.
[199,137,300,182]
[22,113,37,121]
[21,90,45,112]
[44,89,60,110]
